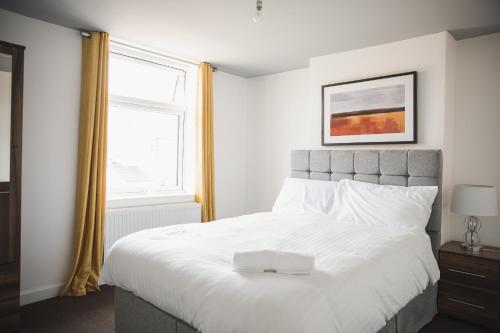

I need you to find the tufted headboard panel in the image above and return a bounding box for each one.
[290,149,442,254]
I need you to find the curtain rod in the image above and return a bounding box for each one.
[80,31,218,72]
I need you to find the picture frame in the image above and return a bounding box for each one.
[321,71,417,146]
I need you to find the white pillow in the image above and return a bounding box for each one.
[331,179,438,231]
[272,178,337,215]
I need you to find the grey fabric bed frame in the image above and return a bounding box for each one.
[115,149,442,333]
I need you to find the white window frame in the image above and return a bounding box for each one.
[107,42,196,209]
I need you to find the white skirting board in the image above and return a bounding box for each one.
[20,281,111,305]
[20,283,64,306]
[21,202,201,305]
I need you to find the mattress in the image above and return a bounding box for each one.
[102,212,439,333]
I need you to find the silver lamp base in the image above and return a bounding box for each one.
[463,216,482,252]
[461,242,482,253]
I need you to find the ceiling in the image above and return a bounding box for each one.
[1,0,500,77]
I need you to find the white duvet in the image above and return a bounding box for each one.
[102,212,439,333]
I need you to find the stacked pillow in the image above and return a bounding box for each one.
[272,178,338,215]
[272,178,438,232]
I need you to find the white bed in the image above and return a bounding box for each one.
[102,212,439,333]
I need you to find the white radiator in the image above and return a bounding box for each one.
[104,202,201,257]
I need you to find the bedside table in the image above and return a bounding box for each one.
[438,241,500,330]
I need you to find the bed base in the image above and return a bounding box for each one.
[115,284,437,333]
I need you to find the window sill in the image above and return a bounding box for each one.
[106,193,195,210]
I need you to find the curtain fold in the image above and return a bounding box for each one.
[195,62,216,222]
[62,32,109,296]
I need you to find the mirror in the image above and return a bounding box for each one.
[0,52,12,182]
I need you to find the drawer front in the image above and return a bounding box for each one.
[439,281,498,326]
[440,252,499,290]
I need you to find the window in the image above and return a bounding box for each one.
[107,44,196,206]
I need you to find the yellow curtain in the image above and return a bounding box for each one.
[195,62,216,222]
[62,32,109,296]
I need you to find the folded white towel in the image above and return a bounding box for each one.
[233,250,315,275]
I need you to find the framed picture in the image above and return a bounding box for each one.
[322,71,417,145]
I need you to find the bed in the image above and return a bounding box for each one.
[103,149,443,333]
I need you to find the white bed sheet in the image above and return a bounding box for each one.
[102,212,439,333]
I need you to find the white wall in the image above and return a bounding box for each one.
[441,34,457,244]
[450,32,500,246]
[245,68,310,213]
[213,71,248,218]
[309,32,453,149]
[246,33,458,243]
[0,9,81,304]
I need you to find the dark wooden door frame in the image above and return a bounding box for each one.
[0,40,24,331]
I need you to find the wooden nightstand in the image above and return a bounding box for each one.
[438,241,500,330]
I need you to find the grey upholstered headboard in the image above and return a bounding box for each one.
[290,150,442,254]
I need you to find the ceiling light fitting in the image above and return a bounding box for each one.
[252,0,263,23]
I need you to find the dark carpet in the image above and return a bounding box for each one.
[21,285,114,333]
[20,286,488,333]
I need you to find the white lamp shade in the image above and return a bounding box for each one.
[451,184,498,216]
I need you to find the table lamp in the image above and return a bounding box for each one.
[451,184,498,252]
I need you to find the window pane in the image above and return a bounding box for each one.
[109,52,186,105]
[107,105,180,197]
